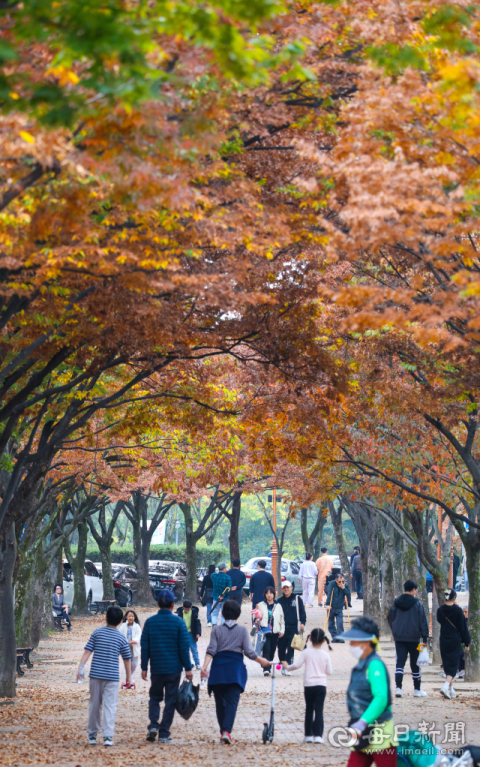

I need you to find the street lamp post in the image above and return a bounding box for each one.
[175,519,181,546]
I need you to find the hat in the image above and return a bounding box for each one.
[337,627,377,641]
[156,589,175,604]
[282,580,292,589]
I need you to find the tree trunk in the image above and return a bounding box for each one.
[465,543,480,680]
[0,524,17,698]
[431,584,441,664]
[329,501,350,577]
[183,504,198,602]
[228,492,241,563]
[135,530,152,604]
[41,559,59,633]
[99,543,115,600]
[381,533,395,638]
[68,521,88,613]
[364,531,381,626]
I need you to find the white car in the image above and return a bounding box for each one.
[241,557,302,594]
[62,558,103,611]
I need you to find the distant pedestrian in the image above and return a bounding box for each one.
[176,599,202,671]
[201,599,271,744]
[227,558,247,606]
[316,548,333,606]
[119,610,142,678]
[52,584,72,630]
[211,563,232,626]
[77,605,132,747]
[200,564,215,626]
[326,572,351,643]
[282,628,332,743]
[339,617,396,767]
[249,559,275,609]
[141,589,193,743]
[299,553,318,607]
[437,588,470,700]
[351,550,363,599]
[387,579,429,698]
[452,553,460,589]
[350,546,360,569]
[255,586,285,674]
[277,581,306,674]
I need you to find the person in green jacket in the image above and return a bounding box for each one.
[339,617,397,767]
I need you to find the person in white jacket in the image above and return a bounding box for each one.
[299,553,319,607]
[119,610,142,677]
[255,587,285,675]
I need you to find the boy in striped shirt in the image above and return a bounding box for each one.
[77,605,132,747]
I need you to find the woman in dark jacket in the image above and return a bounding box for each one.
[200,599,271,744]
[437,588,470,700]
[200,564,216,627]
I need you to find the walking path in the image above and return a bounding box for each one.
[3,597,479,767]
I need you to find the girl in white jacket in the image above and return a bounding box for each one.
[119,610,142,676]
[255,587,285,674]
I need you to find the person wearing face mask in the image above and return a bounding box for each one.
[339,617,396,767]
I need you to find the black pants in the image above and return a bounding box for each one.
[262,633,279,662]
[148,672,181,737]
[212,683,242,734]
[229,591,243,606]
[278,628,296,665]
[304,685,326,737]
[353,571,363,597]
[395,641,421,690]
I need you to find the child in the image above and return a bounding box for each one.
[176,599,202,670]
[119,610,142,681]
[77,605,132,747]
[282,627,332,743]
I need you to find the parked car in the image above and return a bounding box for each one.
[196,567,207,598]
[241,557,302,594]
[149,561,187,603]
[94,562,138,607]
[62,558,103,611]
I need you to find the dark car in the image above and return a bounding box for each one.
[149,561,187,603]
[111,564,138,607]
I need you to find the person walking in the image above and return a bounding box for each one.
[176,599,202,671]
[77,605,132,747]
[437,588,470,700]
[255,586,285,674]
[249,560,275,608]
[200,564,215,626]
[339,617,396,767]
[119,610,142,678]
[299,552,318,607]
[281,627,332,743]
[326,572,351,643]
[211,563,232,626]
[351,549,363,599]
[227,558,246,607]
[277,581,306,674]
[52,584,72,630]
[141,589,193,744]
[387,579,429,698]
[200,599,272,744]
[316,547,333,606]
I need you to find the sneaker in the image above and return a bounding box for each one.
[207,622,212,627]
[281,669,291,676]
[146,727,158,742]
[221,731,233,744]
[263,669,271,676]
[395,688,403,698]
[305,736,313,743]
[159,736,173,743]
[414,689,428,698]
[87,735,97,746]
[103,736,113,747]
[196,664,202,671]
[450,686,456,699]
[440,682,451,699]
[455,670,465,679]
[314,737,324,744]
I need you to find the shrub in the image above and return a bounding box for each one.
[86,543,228,569]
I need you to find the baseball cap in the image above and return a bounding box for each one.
[282,580,292,589]
[156,588,175,604]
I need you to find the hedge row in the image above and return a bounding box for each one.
[86,544,229,569]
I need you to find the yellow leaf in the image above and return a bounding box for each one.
[19,131,35,144]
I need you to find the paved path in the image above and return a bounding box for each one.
[3,596,479,767]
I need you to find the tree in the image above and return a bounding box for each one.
[300,506,327,560]
[86,502,125,600]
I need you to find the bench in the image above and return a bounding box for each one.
[52,609,70,631]
[90,599,117,615]
[16,647,33,676]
